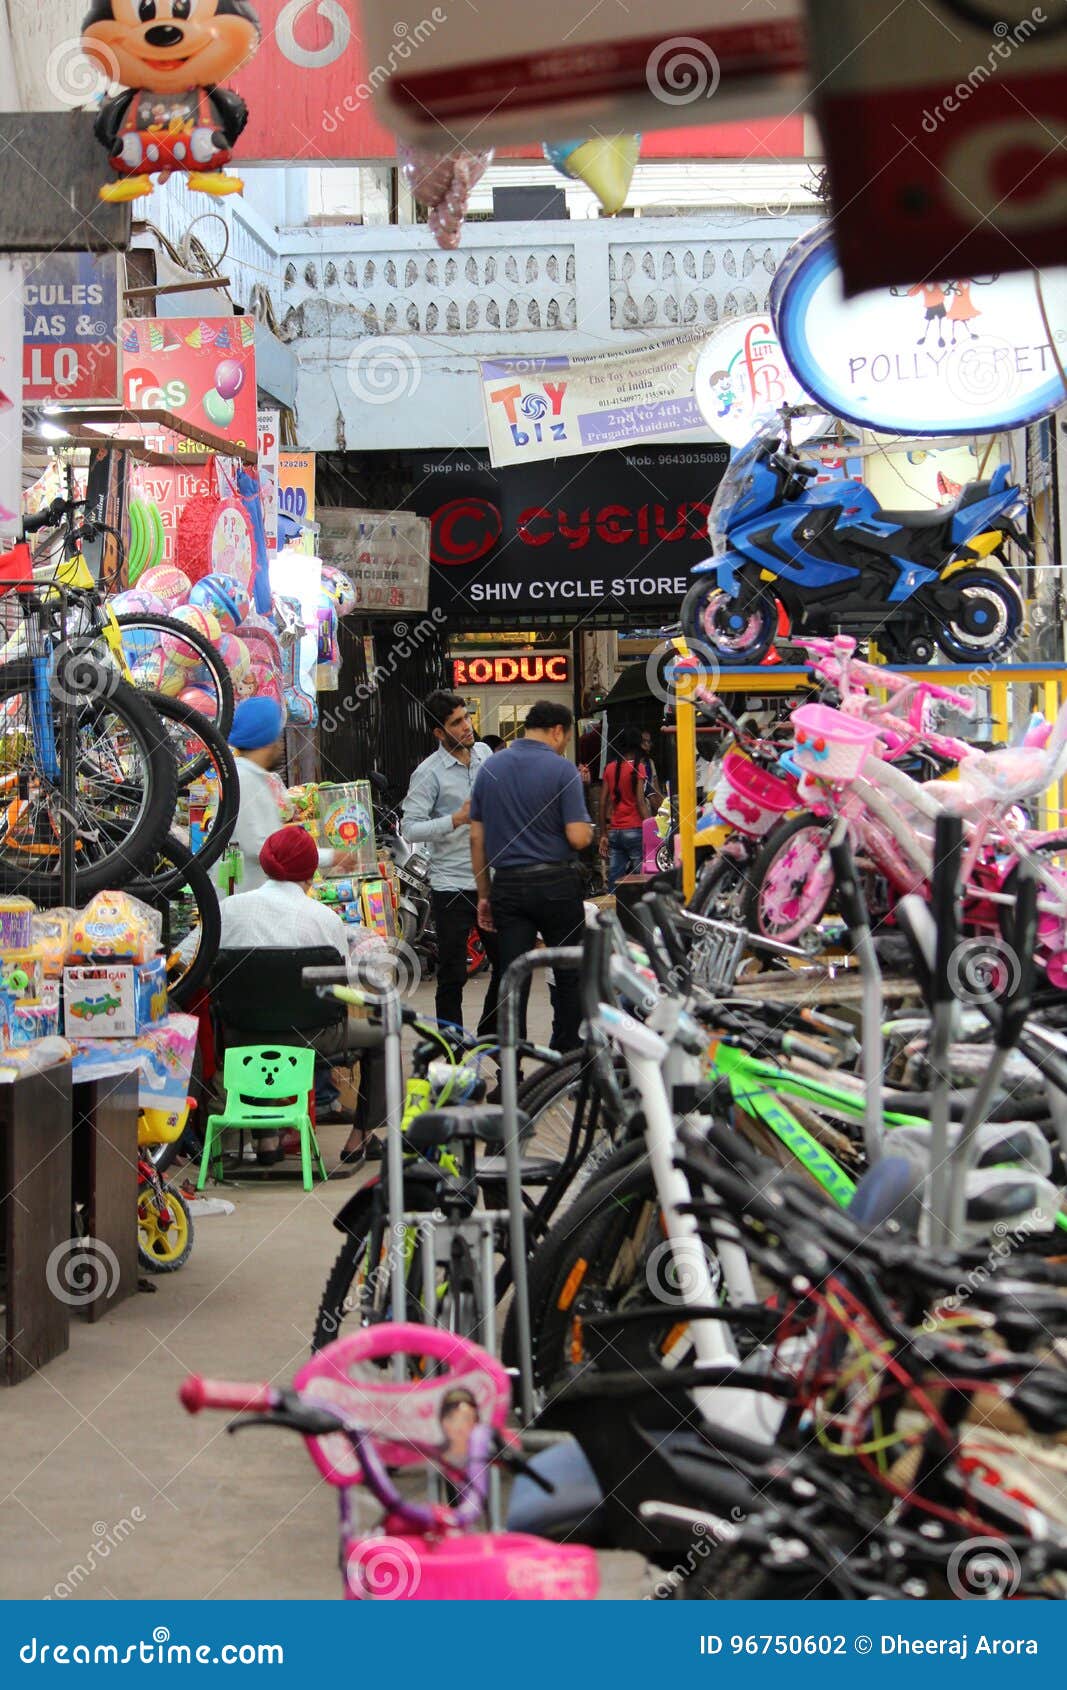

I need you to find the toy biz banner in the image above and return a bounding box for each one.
[406,444,728,619]
[480,336,715,468]
[118,316,257,454]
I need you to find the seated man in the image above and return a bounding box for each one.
[216,825,385,1167]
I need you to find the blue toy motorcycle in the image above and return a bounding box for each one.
[682,405,1031,665]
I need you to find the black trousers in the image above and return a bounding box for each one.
[431,888,500,1036]
[491,864,585,1051]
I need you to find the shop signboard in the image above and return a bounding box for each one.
[480,336,710,468]
[279,451,316,523]
[772,226,1067,436]
[118,316,257,454]
[808,0,1067,291]
[22,251,119,403]
[453,653,571,686]
[316,508,431,613]
[0,263,22,537]
[693,313,819,447]
[407,443,728,618]
[257,407,280,554]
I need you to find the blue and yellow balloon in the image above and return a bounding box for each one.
[543,135,641,216]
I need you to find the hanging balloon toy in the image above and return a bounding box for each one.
[81,0,261,202]
[543,136,641,215]
[398,142,493,250]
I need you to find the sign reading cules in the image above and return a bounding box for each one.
[480,336,709,468]
[453,653,570,687]
[118,316,257,451]
[23,252,119,403]
[316,509,430,614]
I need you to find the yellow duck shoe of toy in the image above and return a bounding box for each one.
[187,171,244,195]
[99,176,154,201]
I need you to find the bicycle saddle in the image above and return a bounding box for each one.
[957,698,1067,805]
[406,1105,530,1150]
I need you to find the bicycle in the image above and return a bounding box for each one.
[180,1323,599,1600]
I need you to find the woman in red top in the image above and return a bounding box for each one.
[599,726,663,892]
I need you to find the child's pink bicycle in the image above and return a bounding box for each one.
[180,1323,599,1601]
[748,635,1067,982]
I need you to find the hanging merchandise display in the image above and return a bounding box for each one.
[176,494,257,587]
[772,226,1067,437]
[397,143,493,251]
[693,314,820,448]
[270,550,323,726]
[805,0,1067,291]
[542,136,641,215]
[257,407,280,554]
[80,0,261,202]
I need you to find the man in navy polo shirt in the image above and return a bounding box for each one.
[470,700,592,1052]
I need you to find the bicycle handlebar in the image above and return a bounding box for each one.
[181,1376,279,1415]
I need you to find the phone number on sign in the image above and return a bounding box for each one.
[700,1637,847,1656]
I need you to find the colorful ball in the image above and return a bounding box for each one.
[215,633,251,690]
[168,603,223,646]
[187,572,250,634]
[319,563,358,617]
[213,358,245,401]
[179,686,219,722]
[138,566,191,606]
[130,650,187,695]
[110,589,168,619]
[121,627,162,667]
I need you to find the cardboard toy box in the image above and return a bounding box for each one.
[63,957,168,1038]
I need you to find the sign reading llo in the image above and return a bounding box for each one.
[412,445,728,619]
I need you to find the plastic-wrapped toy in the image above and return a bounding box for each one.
[109,589,168,619]
[31,911,77,978]
[0,896,36,951]
[81,0,261,203]
[188,572,250,633]
[69,890,162,966]
[319,564,358,619]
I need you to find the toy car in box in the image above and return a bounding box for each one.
[63,957,168,1038]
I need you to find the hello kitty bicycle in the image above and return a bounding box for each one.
[180,1323,599,1601]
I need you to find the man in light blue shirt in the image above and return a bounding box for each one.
[402,690,499,1033]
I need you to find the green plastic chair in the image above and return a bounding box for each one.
[199,1045,327,1192]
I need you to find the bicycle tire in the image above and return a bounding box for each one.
[127,834,221,1008]
[0,659,178,902]
[501,1145,661,1387]
[138,692,239,872]
[115,613,235,739]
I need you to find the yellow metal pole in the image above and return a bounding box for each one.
[671,641,699,902]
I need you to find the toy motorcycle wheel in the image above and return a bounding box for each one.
[680,581,777,665]
[934,569,1023,662]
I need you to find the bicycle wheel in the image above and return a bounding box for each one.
[138,692,239,872]
[504,1149,698,1390]
[0,658,177,902]
[312,1193,394,1353]
[138,1180,194,1272]
[126,835,221,1008]
[115,613,235,738]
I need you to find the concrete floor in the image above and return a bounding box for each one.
[1,967,646,1601]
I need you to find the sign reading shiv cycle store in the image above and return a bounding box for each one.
[772,227,1067,436]
[406,445,728,619]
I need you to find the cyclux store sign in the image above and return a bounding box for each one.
[772,226,1067,437]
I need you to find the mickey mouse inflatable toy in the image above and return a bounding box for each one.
[81,0,260,201]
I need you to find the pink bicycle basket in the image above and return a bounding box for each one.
[791,703,880,783]
[345,1531,600,1602]
[712,750,797,837]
